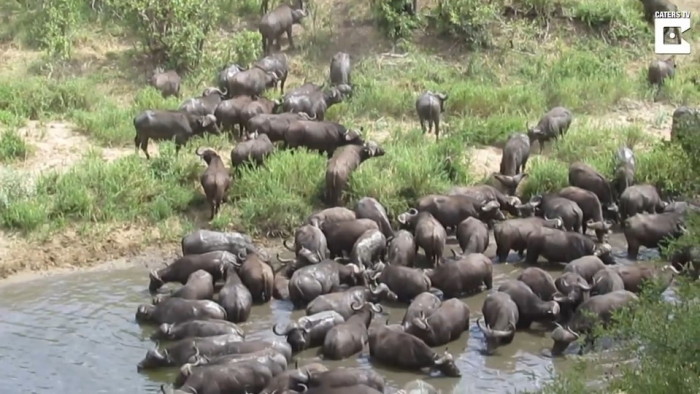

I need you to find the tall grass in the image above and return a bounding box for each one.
[0,129,30,162]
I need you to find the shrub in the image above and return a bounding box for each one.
[636,142,700,197]
[519,156,568,200]
[371,0,421,41]
[429,0,500,49]
[104,0,220,71]
[566,0,648,43]
[0,129,30,162]
[29,0,84,59]
[0,77,93,120]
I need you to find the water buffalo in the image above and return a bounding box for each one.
[305,284,397,319]
[648,57,676,86]
[557,186,613,242]
[568,161,618,218]
[179,87,227,117]
[368,323,461,377]
[307,206,356,228]
[612,145,636,199]
[136,298,226,325]
[303,367,384,392]
[325,141,385,206]
[152,319,244,341]
[402,292,442,331]
[591,268,625,296]
[169,357,281,394]
[493,216,564,262]
[369,262,431,302]
[213,95,254,133]
[282,223,328,265]
[219,264,253,323]
[517,267,557,301]
[323,302,382,360]
[235,251,274,303]
[564,255,607,282]
[195,148,231,220]
[448,184,521,217]
[500,132,530,175]
[273,311,345,352]
[426,252,493,297]
[387,230,417,267]
[149,251,236,293]
[553,272,592,322]
[259,363,329,394]
[640,0,678,24]
[527,106,573,153]
[284,120,364,158]
[350,229,386,269]
[227,67,279,98]
[330,52,352,86]
[522,194,583,233]
[240,98,281,134]
[322,218,379,258]
[150,68,181,98]
[282,85,347,121]
[415,91,448,141]
[254,53,289,94]
[456,217,489,254]
[273,266,292,300]
[181,229,256,256]
[413,194,503,231]
[623,211,685,259]
[288,260,365,307]
[524,227,615,265]
[217,63,247,97]
[610,264,679,293]
[260,3,307,54]
[619,184,667,221]
[248,112,312,141]
[405,298,470,347]
[137,333,244,371]
[478,291,518,355]
[133,110,219,160]
[299,385,382,394]
[354,196,393,238]
[551,290,638,356]
[498,280,560,328]
[153,270,214,303]
[230,131,275,168]
[396,210,446,267]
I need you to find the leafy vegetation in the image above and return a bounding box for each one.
[0,129,30,162]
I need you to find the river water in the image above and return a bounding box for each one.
[0,233,651,394]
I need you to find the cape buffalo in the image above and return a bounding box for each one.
[323,302,382,360]
[527,106,573,153]
[456,217,489,254]
[231,131,275,167]
[235,251,274,303]
[386,230,417,267]
[273,310,345,352]
[254,53,289,93]
[227,67,279,98]
[325,141,385,206]
[521,194,583,233]
[493,216,564,262]
[405,298,470,347]
[150,68,181,98]
[282,223,328,265]
[623,211,685,259]
[524,227,614,265]
[288,260,365,307]
[612,145,635,199]
[557,186,613,241]
[259,3,307,54]
[149,251,236,293]
[591,268,625,296]
[397,210,446,267]
[517,267,557,301]
[282,85,347,121]
[619,184,667,222]
[152,269,214,304]
[426,252,493,297]
[133,110,219,160]
[448,184,522,218]
[305,284,397,319]
[354,196,393,238]
[568,161,618,218]
[179,87,227,117]
[307,206,356,228]
[500,132,530,175]
[330,52,352,86]
[412,194,503,231]
[217,63,247,97]
[196,148,231,220]
[402,292,442,331]
[648,57,676,86]
[478,291,518,355]
[303,367,385,392]
[369,262,431,302]
[283,120,364,158]
[416,91,448,141]
[137,333,244,371]
[152,319,244,341]
[219,264,253,323]
[322,218,378,258]
[498,280,559,328]
[350,229,386,269]
[136,298,226,325]
[181,229,256,256]
[248,112,312,141]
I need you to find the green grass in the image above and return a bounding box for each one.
[0,129,30,162]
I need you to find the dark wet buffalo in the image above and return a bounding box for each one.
[282,223,327,266]
[551,290,638,356]
[563,255,607,282]
[413,194,503,230]
[386,230,417,267]
[151,319,244,341]
[226,67,279,98]
[217,63,247,97]
[456,217,489,254]
[283,85,348,121]
[305,284,397,320]
[493,216,563,262]
[397,210,446,267]
[253,53,289,94]
[448,184,523,216]
[405,298,470,347]
[137,333,244,371]
[136,298,226,325]
[369,262,431,302]
[288,260,365,307]
[259,3,307,54]
[283,120,364,158]
[568,161,618,218]
[524,227,614,265]
[478,291,518,355]
[152,269,214,304]
[402,292,442,331]
[354,197,393,238]
[527,106,573,153]
[350,229,386,269]
[557,186,613,241]
[521,194,583,233]
[273,266,292,300]
[323,302,382,360]
[148,251,236,293]
[214,95,254,133]
[623,210,686,259]
[179,88,227,117]
[273,310,345,352]
[133,110,219,160]
[230,131,275,167]
[321,218,379,258]
[426,252,493,298]
[259,363,329,394]
[167,356,283,394]
[517,267,557,301]
[304,367,385,392]
[306,206,356,227]
[181,229,256,256]
[619,184,667,222]
[325,142,385,206]
[553,272,591,322]
[368,323,461,377]
[236,251,274,303]
[497,280,559,329]
[415,91,448,141]
[612,145,636,199]
[218,264,253,323]
[330,51,352,86]
[500,132,530,176]
[248,112,311,142]
[591,268,625,296]
[610,264,679,293]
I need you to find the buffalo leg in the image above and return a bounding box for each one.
[627,242,640,260]
[435,119,440,142]
[262,35,268,55]
[280,77,286,94]
[496,243,510,263]
[419,118,426,133]
[139,138,151,160]
[286,27,294,49]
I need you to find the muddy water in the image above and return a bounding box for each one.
[0,233,650,394]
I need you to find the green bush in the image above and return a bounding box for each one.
[519,156,569,200]
[429,0,500,49]
[29,0,85,59]
[0,129,30,162]
[371,0,421,41]
[566,0,648,42]
[0,77,93,120]
[636,142,700,197]
[104,0,220,71]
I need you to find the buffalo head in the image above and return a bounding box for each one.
[195,147,222,165]
[369,282,398,302]
[342,128,364,144]
[137,344,172,371]
[593,243,615,264]
[202,87,227,98]
[196,114,219,134]
[361,141,385,159]
[477,318,515,355]
[433,350,461,377]
[149,270,165,292]
[434,92,448,112]
[550,323,580,357]
[135,304,155,323]
[397,208,419,228]
[153,323,175,340]
[274,319,312,352]
[493,173,529,196]
[291,7,307,23]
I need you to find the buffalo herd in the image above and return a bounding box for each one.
[129,0,700,393]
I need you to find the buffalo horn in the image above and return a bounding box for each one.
[408,208,418,215]
[451,249,458,258]
[350,300,364,311]
[370,303,383,314]
[577,282,591,291]
[273,322,292,336]
[276,253,295,264]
